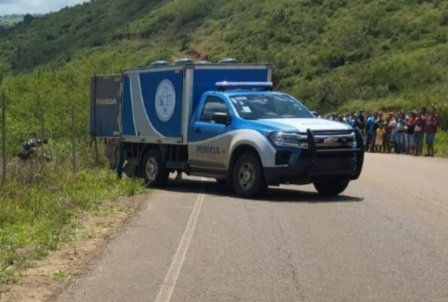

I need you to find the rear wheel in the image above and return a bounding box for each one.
[313,179,349,196]
[232,153,267,198]
[141,149,169,187]
[215,179,226,185]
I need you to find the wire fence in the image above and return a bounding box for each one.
[1,92,6,184]
[0,92,107,185]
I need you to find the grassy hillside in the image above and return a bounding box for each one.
[1,0,448,153]
[0,14,42,29]
[0,0,162,71]
[0,17,22,27]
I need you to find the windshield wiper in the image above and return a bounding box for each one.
[257,115,279,119]
[278,114,300,118]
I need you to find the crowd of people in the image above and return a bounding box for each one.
[326,107,439,157]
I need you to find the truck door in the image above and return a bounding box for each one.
[189,96,232,170]
[90,75,121,138]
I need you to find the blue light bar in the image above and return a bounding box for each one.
[215,81,273,91]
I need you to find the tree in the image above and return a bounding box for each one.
[23,14,34,25]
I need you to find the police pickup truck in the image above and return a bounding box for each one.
[90,59,364,198]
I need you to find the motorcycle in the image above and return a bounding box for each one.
[17,138,51,163]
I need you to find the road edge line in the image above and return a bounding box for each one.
[154,184,205,302]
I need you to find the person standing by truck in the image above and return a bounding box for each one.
[395,113,406,154]
[418,107,428,156]
[366,112,378,152]
[116,140,131,179]
[424,107,438,157]
[413,109,426,156]
[405,111,417,155]
[375,123,386,153]
[104,138,119,169]
[355,109,366,136]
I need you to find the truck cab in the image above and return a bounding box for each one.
[185,83,364,197]
[90,61,364,198]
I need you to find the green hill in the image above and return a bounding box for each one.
[0,17,22,28]
[1,0,448,154]
[0,14,42,29]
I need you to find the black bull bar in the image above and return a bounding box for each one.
[304,128,365,181]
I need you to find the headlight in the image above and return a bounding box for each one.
[268,132,308,148]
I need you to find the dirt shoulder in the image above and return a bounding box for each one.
[0,193,149,302]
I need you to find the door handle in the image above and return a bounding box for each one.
[195,127,201,133]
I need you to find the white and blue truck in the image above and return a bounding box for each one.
[90,59,364,198]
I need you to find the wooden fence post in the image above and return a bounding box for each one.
[40,106,45,161]
[1,92,6,184]
[72,104,76,173]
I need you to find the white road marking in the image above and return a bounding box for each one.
[154,188,205,302]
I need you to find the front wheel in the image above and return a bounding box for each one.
[232,153,267,198]
[313,179,349,196]
[141,149,169,187]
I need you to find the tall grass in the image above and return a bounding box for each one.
[0,140,146,289]
[434,131,448,157]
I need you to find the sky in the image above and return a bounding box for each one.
[0,0,87,15]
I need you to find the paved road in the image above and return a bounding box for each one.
[53,154,448,302]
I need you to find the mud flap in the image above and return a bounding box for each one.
[123,158,139,178]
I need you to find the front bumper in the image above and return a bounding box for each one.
[264,128,365,185]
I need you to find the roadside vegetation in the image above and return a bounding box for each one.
[0,52,149,293]
[0,141,146,293]
[435,131,448,157]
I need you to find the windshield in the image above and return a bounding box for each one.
[228,93,313,120]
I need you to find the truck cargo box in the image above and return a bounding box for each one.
[90,75,121,138]
[121,63,272,144]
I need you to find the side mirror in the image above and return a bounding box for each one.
[311,111,319,118]
[212,112,231,125]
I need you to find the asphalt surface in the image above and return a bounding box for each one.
[54,153,448,302]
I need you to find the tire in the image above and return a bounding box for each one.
[215,179,227,185]
[313,179,349,196]
[232,153,267,198]
[141,149,169,187]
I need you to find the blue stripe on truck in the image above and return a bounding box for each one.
[122,77,136,136]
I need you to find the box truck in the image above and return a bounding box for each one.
[90,59,364,198]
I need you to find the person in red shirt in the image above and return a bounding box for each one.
[413,109,426,156]
[418,107,428,155]
[425,107,439,157]
[405,111,417,155]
